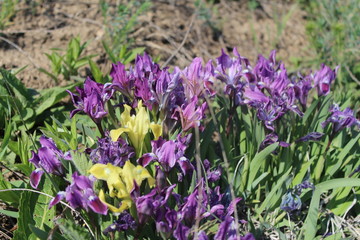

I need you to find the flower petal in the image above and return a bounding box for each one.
[30,169,44,189]
[110,128,130,142]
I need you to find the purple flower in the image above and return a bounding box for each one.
[49,172,108,215]
[103,211,137,235]
[89,134,134,167]
[173,223,190,240]
[294,180,314,195]
[29,136,68,189]
[178,180,208,226]
[197,231,209,240]
[241,233,256,240]
[313,64,339,96]
[293,74,312,108]
[203,159,221,182]
[182,57,215,101]
[259,133,290,151]
[139,135,194,176]
[296,132,324,143]
[253,50,278,84]
[215,48,250,105]
[67,77,113,123]
[321,104,360,134]
[280,192,301,212]
[172,96,207,132]
[29,169,44,189]
[110,62,134,98]
[214,216,239,240]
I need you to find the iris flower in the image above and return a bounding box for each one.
[110,100,162,155]
[89,161,155,213]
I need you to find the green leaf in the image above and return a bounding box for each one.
[247,143,278,191]
[38,67,59,83]
[102,40,117,63]
[123,47,146,64]
[0,180,21,205]
[74,57,92,69]
[0,119,12,151]
[301,178,360,240]
[71,151,93,176]
[0,209,19,218]
[88,59,104,83]
[0,68,33,105]
[56,218,92,240]
[13,179,55,240]
[327,133,360,177]
[35,82,80,116]
[256,167,292,215]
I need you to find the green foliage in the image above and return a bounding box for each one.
[55,218,92,240]
[40,37,96,82]
[100,0,150,63]
[0,0,17,30]
[208,89,360,238]
[13,179,55,240]
[304,0,360,101]
[301,178,360,239]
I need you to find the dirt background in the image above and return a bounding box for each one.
[0,0,313,90]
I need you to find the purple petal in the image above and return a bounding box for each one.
[30,169,44,189]
[29,151,40,168]
[296,132,324,143]
[138,153,157,167]
[88,195,108,215]
[48,191,66,209]
[173,223,189,240]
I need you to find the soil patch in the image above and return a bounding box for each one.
[0,0,313,90]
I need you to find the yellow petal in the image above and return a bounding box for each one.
[99,189,129,213]
[89,163,119,180]
[150,123,162,140]
[121,161,136,193]
[110,128,130,142]
[121,104,132,126]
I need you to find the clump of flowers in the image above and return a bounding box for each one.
[24,48,360,239]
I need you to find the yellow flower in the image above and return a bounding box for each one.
[110,100,162,154]
[89,161,155,213]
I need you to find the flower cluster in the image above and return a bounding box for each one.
[27,49,359,239]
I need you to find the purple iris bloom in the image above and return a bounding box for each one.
[181,57,215,101]
[214,215,239,240]
[173,223,190,240]
[110,62,134,99]
[103,211,137,235]
[131,184,179,236]
[49,172,108,215]
[178,180,208,226]
[133,53,163,109]
[29,136,69,189]
[89,134,134,167]
[296,132,324,143]
[67,77,113,124]
[321,104,360,134]
[280,192,302,212]
[313,64,339,96]
[293,74,312,109]
[139,135,194,175]
[203,159,221,182]
[215,48,250,105]
[254,50,277,83]
[294,180,314,195]
[256,102,283,131]
[259,133,290,151]
[172,96,207,132]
